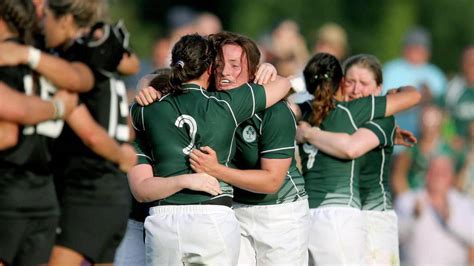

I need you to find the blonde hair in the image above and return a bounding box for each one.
[48,0,108,28]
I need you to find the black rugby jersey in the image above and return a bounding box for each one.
[52,40,130,206]
[0,39,62,217]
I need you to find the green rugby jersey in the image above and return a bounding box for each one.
[359,117,396,211]
[299,95,387,208]
[232,101,307,205]
[130,83,266,205]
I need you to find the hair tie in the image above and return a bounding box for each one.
[177,60,185,68]
[314,73,331,81]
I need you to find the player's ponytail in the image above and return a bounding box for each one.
[0,0,35,45]
[303,53,343,126]
[168,34,216,94]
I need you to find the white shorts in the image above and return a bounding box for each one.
[114,219,146,266]
[144,205,240,266]
[234,199,311,265]
[362,210,400,266]
[308,207,364,266]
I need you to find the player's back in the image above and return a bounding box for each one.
[131,82,267,204]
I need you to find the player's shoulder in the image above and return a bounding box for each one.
[264,101,294,116]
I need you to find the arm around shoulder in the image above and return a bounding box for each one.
[385,86,421,117]
[263,76,291,108]
[300,125,380,159]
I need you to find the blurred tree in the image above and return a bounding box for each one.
[108,0,474,74]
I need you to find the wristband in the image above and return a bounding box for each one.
[27,46,41,70]
[289,74,306,93]
[51,99,65,119]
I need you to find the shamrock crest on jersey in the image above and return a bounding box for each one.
[242,125,257,143]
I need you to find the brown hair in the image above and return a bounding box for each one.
[343,54,383,86]
[209,31,261,82]
[0,0,35,44]
[47,0,107,28]
[303,53,343,126]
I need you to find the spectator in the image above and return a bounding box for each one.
[152,37,171,69]
[456,122,474,199]
[312,22,348,61]
[268,19,309,77]
[195,12,222,36]
[445,45,474,143]
[289,22,348,104]
[392,105,453,195]
[395,155,474,265]
[383,26,447,139]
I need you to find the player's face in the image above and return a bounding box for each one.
[43,7,70,48]
[342,65,381,101]
[215,44,250,91]
[426,157,454,193]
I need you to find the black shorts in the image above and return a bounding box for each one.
[0,216,58,266]
[55,203,129,263]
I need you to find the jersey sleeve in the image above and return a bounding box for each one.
[361,116,396,147]
[260,102,296,159]
[133,135,154,165]
[129,102,154,164]
[344,95,387,126]
[130,102,145,132]
[222,83,266,124]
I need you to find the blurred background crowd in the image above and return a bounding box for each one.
[115,0,474,264]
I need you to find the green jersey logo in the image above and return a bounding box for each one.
[243,125,257,143]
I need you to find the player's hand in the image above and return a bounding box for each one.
[135,86,161,106]
[394,127,417,147]
[254,63,277,85]
[189,146,220,176]
[181,173,222,196]
[386,87,400,95]
[118,143,137,172]
[54,90,78,118]
[296,121,311,143]
[0,42,28,66]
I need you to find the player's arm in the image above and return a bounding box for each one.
[0,82,77,124]
[385,86,421,116]
[262,75,292,108]
[117,52,140,75]
[0,121,18,150]
[125,126,217,201]
[0,42,94,92]
[190,146,290,194]
[296,121,380,159]
[66,104,136,172]
[128,163,222,202]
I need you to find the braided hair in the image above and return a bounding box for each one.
[168,34,217,94]
[0,0,35,44]
[303,53,343,126]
